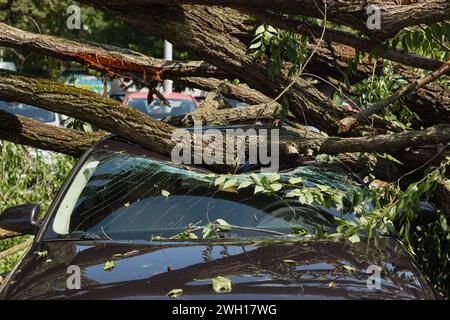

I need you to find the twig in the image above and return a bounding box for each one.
[263,0,328,127]
[0,239,32,260]
[338,59,450,133]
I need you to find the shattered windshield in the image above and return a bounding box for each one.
[45,150,363,241]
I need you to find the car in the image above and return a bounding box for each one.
[0,61,17,71]
[0,133,437,300]
[69,75,111,95]
[0,101,61,127]
[122,92,200,120]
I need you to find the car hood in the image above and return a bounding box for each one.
[0,238,435,300]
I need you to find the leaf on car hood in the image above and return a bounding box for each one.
[211,276,233,293]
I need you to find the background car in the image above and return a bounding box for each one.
[123,92,199,119]
[0,101,61,127]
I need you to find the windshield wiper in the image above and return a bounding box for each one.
[170,223,290,239]
[59,231,111,241]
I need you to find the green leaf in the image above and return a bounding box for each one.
[341,265,355,272]
[249,41,262,50]
[282,259,297,266]
[266,25,277,34]
[249,173,262,185]
[215,176,226,186]
[202,223,213,238]
[288,177,303,184]
[166,288,183,298]
[215,219,232,232]
[255,25,265,35]
[161,190,170,198]
[286,188,302,197]
[103,261,116,271]
[211,276,233,293]
[267,173,280,183]
[237,180,253,190]
[223,178,238,189]
[254,185,265,194]
[215,218,229,226]
[348,233,360,243]
[270,183,283,192]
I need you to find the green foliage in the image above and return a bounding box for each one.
[102,260,116,271]
[389,22,450,61]
[211,276,233,293]
[0,141,74,274]
[166,288,183,298]
[335,159,450,297]
[350,61,420,129]
[249,24,309,79]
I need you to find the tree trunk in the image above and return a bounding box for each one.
[0,22,225,80]
[0,110,105,157]
[76,2,348,135]
[81,0,450,41]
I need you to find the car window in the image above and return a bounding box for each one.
[0,101,56,123]
[46,150,361,241]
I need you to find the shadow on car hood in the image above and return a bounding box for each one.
[1,238,435,300]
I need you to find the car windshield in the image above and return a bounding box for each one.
[126,98,196,119]
[45,150,362,241]
[0,101,56,123]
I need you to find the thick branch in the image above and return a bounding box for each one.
[177,77,273,105]
[76,3,347,134]
[165,103,279,127]
[319,125,450,154]
[0,110,105,157]
[0,70,178,156]
[1,71,449,171]
[0,22,225,80]
[247,9,446,71]
[82,0,450,40]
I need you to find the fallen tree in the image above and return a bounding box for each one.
[81,0,450,41]
[1,70,449,167]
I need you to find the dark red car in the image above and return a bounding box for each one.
[0,134,437,300]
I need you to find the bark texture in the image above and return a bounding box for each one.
[0,110,105,157]
[78,0,450,40]
[0,22,225,80]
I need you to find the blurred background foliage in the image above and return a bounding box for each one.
[0,141,74,273]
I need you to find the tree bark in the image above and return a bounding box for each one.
[177,77,274,106]
[0,228,20,240]
[0,22,225,80]
[79,0,450,41]
[0,110,106,157]
[0,239,32,260]
[246,8,446,70]
[76,2,347,135]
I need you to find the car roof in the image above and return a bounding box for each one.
[125,91,195,100]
